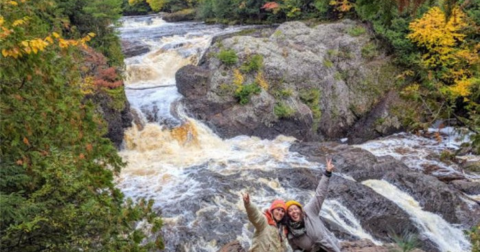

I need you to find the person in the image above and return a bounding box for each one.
[242,192,290,252]
[285,158,341,252]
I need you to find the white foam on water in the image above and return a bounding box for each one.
[362,179,471,252]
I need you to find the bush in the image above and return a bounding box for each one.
[274,102,296,118]
[235,83,261,104]
[241,54,263,73]
[217,49,238,66]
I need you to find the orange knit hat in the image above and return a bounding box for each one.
[269,199,286,212]
[285,200,302,210]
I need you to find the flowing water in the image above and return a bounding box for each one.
[117,15,477,252]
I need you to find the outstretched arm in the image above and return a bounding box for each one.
[304,158,334,216]
[242,192,267,231]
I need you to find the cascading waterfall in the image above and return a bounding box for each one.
[362,180,471,252]
[117,15,476,252]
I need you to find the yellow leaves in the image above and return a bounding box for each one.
[407,7,477,100]
[255,71,269,90]
[81,76,96,95]
[2,47,21,58]
[12,18,26,27]
[52,32,60,38]
[9,1,18,6]
[449,78,472,98]
[233,68,244,87]
[128,0,143,6]
[20,38,49,54]
[408,7,466,50]
[0,16,4,26]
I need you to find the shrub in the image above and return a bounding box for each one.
[391,231,419,252]
[235,83,261,104]
[241,54,263,73]
[300,88,322,129]
[274,102,296,118]
[217,49,238,65]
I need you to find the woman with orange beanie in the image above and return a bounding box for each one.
[285,158,341,252]
[242,193,289,252]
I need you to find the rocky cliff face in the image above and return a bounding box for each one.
[88,91,133,148]
[177,20,407,143]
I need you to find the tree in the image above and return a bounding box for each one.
[0,0,163,250]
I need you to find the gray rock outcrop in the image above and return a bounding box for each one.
[177,20,405,142]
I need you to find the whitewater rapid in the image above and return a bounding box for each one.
[116,15,476,252]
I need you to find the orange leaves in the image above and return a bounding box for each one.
[262,2,280,11]
[330,0,354,13]
[86,143,93,153]
[23,137,30,146]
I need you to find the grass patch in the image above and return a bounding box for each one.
[217,83,236,96]
[347,25,366,36]
[323,59,334,68]
[334,72,343,81]
[217,49,238,65]
[361,43,378,60]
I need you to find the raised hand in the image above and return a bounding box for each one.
[241,192,250,205]
[326,158,335,172]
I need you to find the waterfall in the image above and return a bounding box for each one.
[117,15,476,251]
[363,180,471,252]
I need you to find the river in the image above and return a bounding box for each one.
[116,15,478,252]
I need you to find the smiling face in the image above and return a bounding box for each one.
[287,205,302,222]
[271,208,285,222]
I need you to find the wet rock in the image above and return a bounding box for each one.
[121,40,150,58]
[451,179,480,195]
[177,20,404,141]
[87,91,133,148]
[347,90,405,144]
[177,65,210,98]
[161,9,196,22]
[329,177,419,242]
[340,239,425,252]
[290,142,480,229]
[217,241,246,252]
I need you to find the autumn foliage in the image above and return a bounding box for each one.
[1,0,164,250]
[408,6,479,99]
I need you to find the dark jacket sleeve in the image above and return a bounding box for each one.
[303,172,331,216]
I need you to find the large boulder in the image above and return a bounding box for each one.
[177,20,405,142]
[121,40,150,58]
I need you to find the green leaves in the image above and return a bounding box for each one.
[1,1,163,251]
